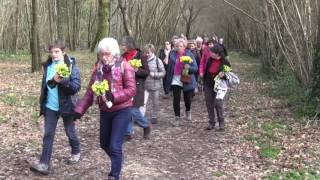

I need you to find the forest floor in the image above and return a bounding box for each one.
[1,51,320,180]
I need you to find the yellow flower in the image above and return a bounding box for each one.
[54,63,71,77]
[92,80,109,96]
[180,56,192,64]
[223,65,232,72]
[128,59,142,68]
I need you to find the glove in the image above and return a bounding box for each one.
[47,79,57,89]
[105,91,114,103]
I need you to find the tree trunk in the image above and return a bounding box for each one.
[57,0,64,40]
[310,0,320,105]
[87,0,93,48]
[118,0,132,36]
[30,0,41,72]
[90,0,109,52]
[14,0,20,54]
[48,0,53,42]
[66,0,73,51]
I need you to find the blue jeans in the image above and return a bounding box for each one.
[40,108,80,165]
[100,108,131,180]
[126,107,149,135]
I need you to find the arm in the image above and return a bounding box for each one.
[74,72,95,115]
[153,58,166,79]
[187,52,198,74]
[59,65,81,95]
[112,61,136,104]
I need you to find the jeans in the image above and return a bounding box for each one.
[126,107,149,135]
[100,108,131,180]
[40,108,80,165]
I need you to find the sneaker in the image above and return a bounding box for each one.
[30,162,50,175]
[186,111,192,121]
[143,126,151,139]
[171,116,181,127]
[68,153,80,164]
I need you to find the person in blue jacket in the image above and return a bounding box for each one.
[30,40,81,175]
[164,38,198,126]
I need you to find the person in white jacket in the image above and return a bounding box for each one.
[142,44,166,124]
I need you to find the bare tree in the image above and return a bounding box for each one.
[118,0,132,36]
[56,0,64,40]
[181,0,203,39]
[30,0,41,72]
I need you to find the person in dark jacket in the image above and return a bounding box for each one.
[121,36,151,140]
[30,40,81,175]
[203,45,231,131]
[218,37,228,59]
[74,37,136,180]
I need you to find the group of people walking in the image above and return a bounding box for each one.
[30,33,233,180]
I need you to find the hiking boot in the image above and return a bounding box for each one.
[205,124,215,130]
[150,118,158,124]
[186,111,192,121]
[171,116,181,127]
[67,153,80,164]
[30,162,50,175]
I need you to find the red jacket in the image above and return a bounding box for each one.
[199,46,211,76]
[74,57,136,113]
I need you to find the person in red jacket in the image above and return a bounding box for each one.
[74,37,136,180]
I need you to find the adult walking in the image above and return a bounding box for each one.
[164,38,198,126]
[74,38,136,180]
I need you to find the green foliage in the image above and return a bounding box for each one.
[0,115,7,124]
[0,93,18,106]
[213,171,226,177]
[245,120,288,160]
[266,170,320,180]
[260,146,280,159]
[270,69,316,118]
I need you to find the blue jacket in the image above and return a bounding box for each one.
[39,55,81,116]
[164,49,198,92]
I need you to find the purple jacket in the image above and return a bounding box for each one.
[74,57,136,114]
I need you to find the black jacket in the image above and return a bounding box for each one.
[39,55,81,116]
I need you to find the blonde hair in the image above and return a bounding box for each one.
[142,44,156,53]
[96,37,120,56]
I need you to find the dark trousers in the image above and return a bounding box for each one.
[172,85,194,116]
[40,108,80,165]
[204,84,224,125]
[100,108,131,180]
